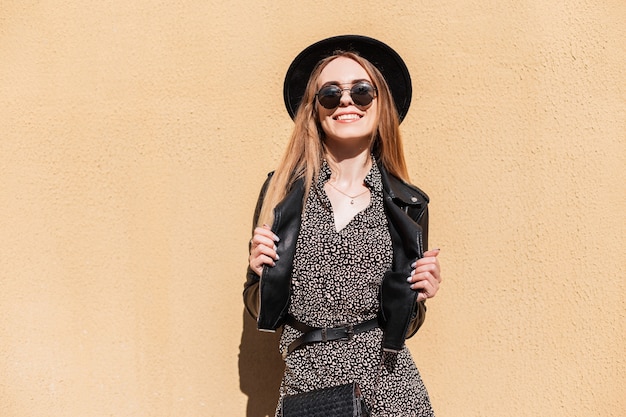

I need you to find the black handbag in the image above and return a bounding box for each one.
[281,382,371,417]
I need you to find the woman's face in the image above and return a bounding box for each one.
[316,57,378,146]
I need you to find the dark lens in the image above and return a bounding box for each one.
[350,82,375,106]
[317,85,342,109]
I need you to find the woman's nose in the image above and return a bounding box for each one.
[338,88,353,106]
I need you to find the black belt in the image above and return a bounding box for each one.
[284,315,380,358]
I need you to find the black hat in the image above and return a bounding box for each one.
[283,35,412,123]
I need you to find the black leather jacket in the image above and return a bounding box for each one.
[244,160,430,352]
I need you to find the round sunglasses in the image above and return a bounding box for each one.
[315,81,377,109]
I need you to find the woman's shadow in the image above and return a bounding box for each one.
[239,310,284,417]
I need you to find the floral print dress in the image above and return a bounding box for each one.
[275,161,434,417]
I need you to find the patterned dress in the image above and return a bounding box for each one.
[275,161,434,417]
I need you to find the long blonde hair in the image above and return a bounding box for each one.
[257,52,410,227]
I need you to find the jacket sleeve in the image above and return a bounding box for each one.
[243,174,273,320]
[405,203,429,339]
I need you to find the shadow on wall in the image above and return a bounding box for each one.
[239,310,284,417]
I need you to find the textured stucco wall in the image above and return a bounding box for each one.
[1,1,624,416]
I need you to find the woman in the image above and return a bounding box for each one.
[244,35,442,416]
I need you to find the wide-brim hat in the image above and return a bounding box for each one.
[283,35,412,123]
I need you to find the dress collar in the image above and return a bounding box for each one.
[318,156,383,193]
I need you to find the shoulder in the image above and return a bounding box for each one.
[392,178,429,205]
[376,159,428,203]
[387,176,430,224]
[379,164,429,207]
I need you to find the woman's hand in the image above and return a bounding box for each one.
[408,248,442,302]
[248,224,280,277]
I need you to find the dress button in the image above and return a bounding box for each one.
[411,196,418,202]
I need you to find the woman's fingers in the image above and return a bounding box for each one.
[416,291,430,303]
[411,248,441,283]
[249,225,280,276]
[249,254,276,276]
[408,248,442,301]
[411,276,439,302]
[413,262,441,284]
[251,225,280,246]
[249,247,277,276]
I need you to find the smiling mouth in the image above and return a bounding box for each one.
[334,114,362,121]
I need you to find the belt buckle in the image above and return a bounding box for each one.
[339,324,354,342]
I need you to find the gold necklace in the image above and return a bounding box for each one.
[327,181,370,205]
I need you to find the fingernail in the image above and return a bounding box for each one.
[275,254,280,260]
[274,235,280,242]
[410,261,416,268]
[406,276,412,283]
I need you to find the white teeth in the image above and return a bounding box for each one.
[336,114,360,120]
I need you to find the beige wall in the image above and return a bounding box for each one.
[1,1,624,416]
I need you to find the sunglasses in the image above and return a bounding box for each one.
[315,81,377,109]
